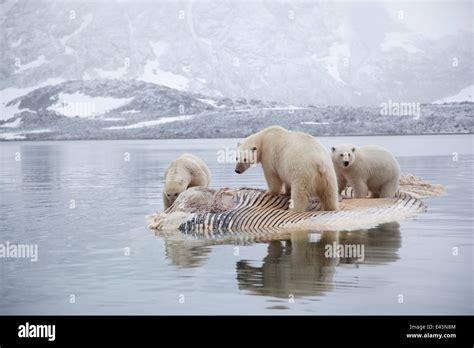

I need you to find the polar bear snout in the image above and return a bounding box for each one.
[235,162,250,174]
[343,161,350,167]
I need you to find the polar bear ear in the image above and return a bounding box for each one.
[331,147,336,152]
[352,147,356,152]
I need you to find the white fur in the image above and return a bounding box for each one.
[331,144,400,198]
[163,154,211,209]
[235,126,338,211]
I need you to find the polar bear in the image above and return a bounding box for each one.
[331,144,400,198]
[235,126,338,211]
[163,154,211,209]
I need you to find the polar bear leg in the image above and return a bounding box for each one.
[316,183,339,211]
[352,180,369,198]
[264,170,283,194]
[370,190,380,198]
[379,179,399,198]
[284,183,291,196]
[336,171,347,194]
[290,185,310,212]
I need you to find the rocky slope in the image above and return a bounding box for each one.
[1,0,472,106]
[0,80,471,140]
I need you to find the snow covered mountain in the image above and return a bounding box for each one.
[1,79,471,140]
[1,0,472,109]
[0,79,284,139]
[434,85,473,104]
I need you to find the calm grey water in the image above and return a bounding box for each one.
[0,135,473,314]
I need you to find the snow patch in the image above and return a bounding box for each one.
[105,115,194,130]
[121,110,140,114]
[197,98,222,108]
[0,129,51,140]
[47,92,134,118]
[0,117,22,128]
[140,60,190,91]
[102,117,126,121]
[1,101,37,122]
[0,132,25,140]
[300,121,329,125]
[314,43,350,85]
[1,102,22,122]
[60,14,93,45]
[94,65,128,79]
[139,40,189,90]
[433,85,473,104]
[381,32,423,54]
[13,55,48,74]
[1,78,65,113]
[234,106,309,112]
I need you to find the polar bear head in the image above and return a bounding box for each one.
[331,144,356,168]
[235,134,260,174]
[164,179,187,205]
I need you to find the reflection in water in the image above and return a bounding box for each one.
[164,240,212,267]
[237,222,401,298]
[161,222,401,298]
[338,222,401,265]
[237,231,340,298]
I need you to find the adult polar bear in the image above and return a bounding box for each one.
[235,126,338,211]
[331,144,400,198]
[163,154,211,209]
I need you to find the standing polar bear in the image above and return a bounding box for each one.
[235,126,338,211]
[163,154,211,209]
[331,144,400,198]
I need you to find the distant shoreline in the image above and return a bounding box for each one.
[1,132,472,142]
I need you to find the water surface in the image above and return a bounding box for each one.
[0,135,472,314]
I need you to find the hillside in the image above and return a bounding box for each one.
[0,80,472,140]
[1,0,472,106]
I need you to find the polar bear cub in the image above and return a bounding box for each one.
[163,154,211,209]
[235,126,338,211]
[331,144,400,198]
